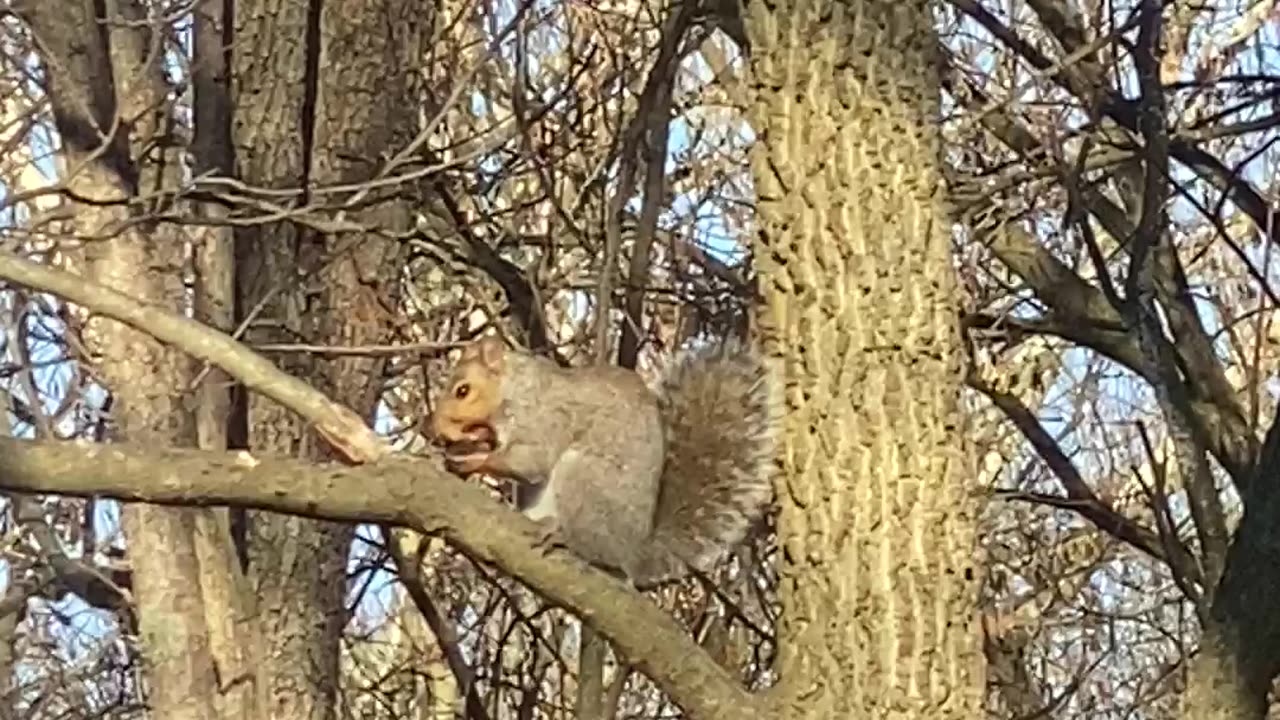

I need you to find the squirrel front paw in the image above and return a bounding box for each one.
[444,450,490,475]
[443,438,493,475]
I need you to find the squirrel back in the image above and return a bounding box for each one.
[431,336,779,589]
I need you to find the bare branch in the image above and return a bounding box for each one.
[970,373,1200,579]
[0,250,385,463]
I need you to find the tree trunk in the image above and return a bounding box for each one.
[744,0,985,717]
[191,0,261,717]
[229,0,424,717]
[22,2,221,719]
[1181,483,1280,719]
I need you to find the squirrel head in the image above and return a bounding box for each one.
[430,336,506,451]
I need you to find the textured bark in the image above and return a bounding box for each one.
[229,0,421,717]
[191,1,260,718]
[745,1,984,717]
[22,3,220,719]
[0,572,27,707]
[1181,476,1280,719]
[230,2,347,716]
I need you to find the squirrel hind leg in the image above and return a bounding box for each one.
[544,448,655,579]
[535,515,640,583]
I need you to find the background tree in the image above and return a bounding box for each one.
[940,0,1280,716]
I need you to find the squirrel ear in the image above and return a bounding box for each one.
[463,335,507,371]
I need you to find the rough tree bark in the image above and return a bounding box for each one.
[1182,454,1280,718]
[744,0,985,717]
[229,0,424,717]
[21,2,222,718]
[190,0,261,717]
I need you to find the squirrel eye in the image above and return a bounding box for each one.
[454,383,470,400]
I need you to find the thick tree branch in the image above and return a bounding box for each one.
[0,439,765,720]
[0,250,384,463]
[1126,0,1229,590]
[975,222,1257,483]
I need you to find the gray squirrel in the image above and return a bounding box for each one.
[430,335,779,588]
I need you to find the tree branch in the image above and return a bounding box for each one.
[949,0,1280,254]
[618,2,691,367]
[0,438,764,720]
[0,250,384,462]
[975,222,1257,483]
[387,532,492,720]
[943,72,1254,493]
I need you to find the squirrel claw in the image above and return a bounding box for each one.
[530,518,565,555]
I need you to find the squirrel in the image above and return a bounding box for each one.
[429,335,779,589]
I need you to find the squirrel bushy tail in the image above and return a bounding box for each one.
[636,340,781,587]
